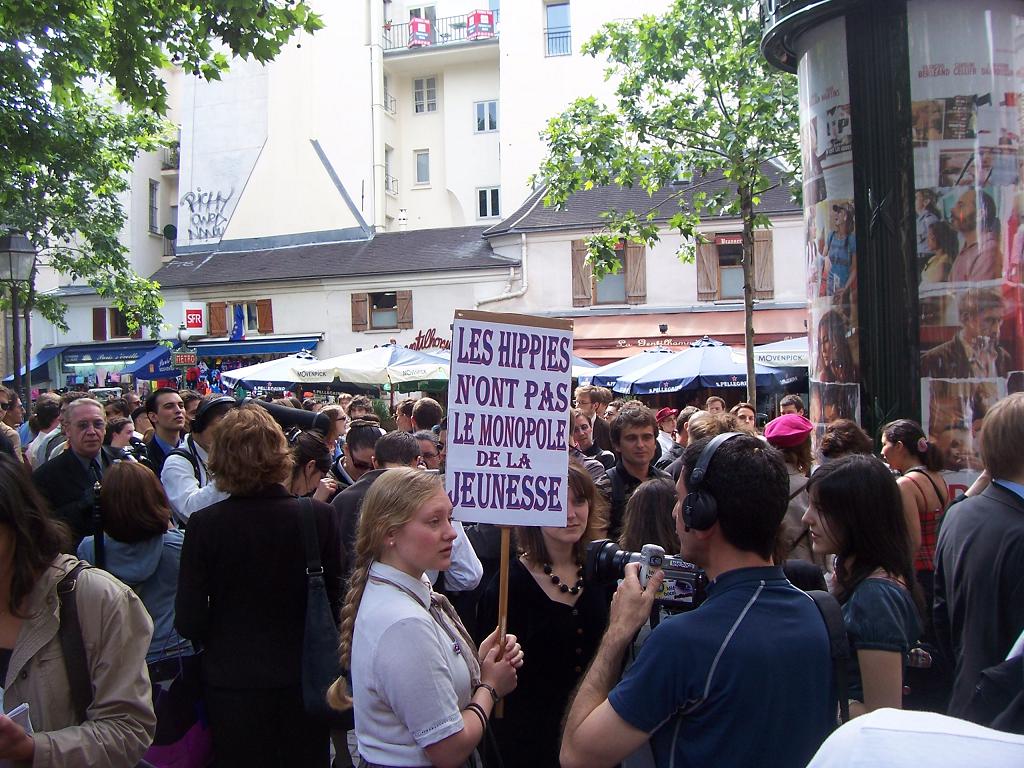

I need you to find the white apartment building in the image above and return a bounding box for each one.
[13,0,806,392]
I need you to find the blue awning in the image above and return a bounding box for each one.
[61,341,156,365]
[2,345,66,383]
[193,335,322,358]
[123,345,178,380]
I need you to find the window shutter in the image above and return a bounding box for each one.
[624,242,647,305]
[696,241,719,301]
[753,230,775,300]
[208,302,227,336]
[256,299,274,334]
[571,240,592,307]
[396,290,413,329]
[92,308,107,341]
[351,293,369,332]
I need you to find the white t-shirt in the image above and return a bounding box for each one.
[351,561,472,765]
[806,708,1024,768]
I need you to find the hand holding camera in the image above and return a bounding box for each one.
[608,562,664,643]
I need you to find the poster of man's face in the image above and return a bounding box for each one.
[922,379,1003,471]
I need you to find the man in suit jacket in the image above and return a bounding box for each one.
[144,387,186,477]
[32,398,125,551]
[576,384,615,453]
[934,392,1024,717]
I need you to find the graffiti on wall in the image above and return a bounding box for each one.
[182,188,234,241]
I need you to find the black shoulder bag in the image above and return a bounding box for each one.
[807,590,851,725]
[298,498,351,728]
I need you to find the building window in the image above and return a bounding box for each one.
[477,187,500,219]
[489,0,500,11]
[475,100,498,132]
[383,74,396,114]
[695,232,775,301]
[717,240,744,300]
[369,292,399,329]
[413,76,437,114]
[148,179,160,233]
[108,308,141,339]
[572,239,647,307]
[545,2,571,57]
[415,150,430,185]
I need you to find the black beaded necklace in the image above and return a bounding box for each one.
[543,562,584,595]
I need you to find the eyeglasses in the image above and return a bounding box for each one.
[421,451,439,459]
[336,416,348,423]
[0,403,9,411]
[349,456,373,471]
[572,422,591,433]
[437,442,445,451]
[73,420,106,432]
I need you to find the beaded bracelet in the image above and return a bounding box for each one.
[464,702,488,732]
[474,682,500,703]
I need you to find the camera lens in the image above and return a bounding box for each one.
[585,539,640,584]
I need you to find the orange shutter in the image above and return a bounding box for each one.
[256,299,274,334]
[571,240,593,307]
[351,293,368,332]
[396,290,413,329]
[207,302,228,336]
[753,229,775,300]
[625,242,647,305]
[92,308,107,341]
[696,241,719,301]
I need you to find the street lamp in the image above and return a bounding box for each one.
[0,233,37,408]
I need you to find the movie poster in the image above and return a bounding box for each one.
[799,16,861,431]
[909,0,1024,481]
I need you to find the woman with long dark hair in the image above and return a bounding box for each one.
[881,419,948,622]
[619,477,679,555]
[803,454,921,717]
[477,463,609,768]
[0,454,155,765]
[286,429,338,502]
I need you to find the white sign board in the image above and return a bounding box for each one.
[445,310,573,527]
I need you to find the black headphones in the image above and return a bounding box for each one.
[682,432,744,531]
[191,395,236,434]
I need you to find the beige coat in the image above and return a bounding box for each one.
[3,555,156,767]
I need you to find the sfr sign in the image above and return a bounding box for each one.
[182,303,205,331]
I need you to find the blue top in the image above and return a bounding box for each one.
[79,529,191,662]
[994,479,1024,504]
[608,566,834,768]
[826,231,856,293]
[842,577,920,701]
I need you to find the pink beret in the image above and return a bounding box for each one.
[764,413,813,448]
[655,407,678,423]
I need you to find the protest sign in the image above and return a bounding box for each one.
[445,309,573,527]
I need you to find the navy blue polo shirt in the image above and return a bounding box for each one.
[608,566,834,768]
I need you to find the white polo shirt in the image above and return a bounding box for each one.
[352,561,472,766]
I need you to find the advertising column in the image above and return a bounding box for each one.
[798,16,861,435]
[909,0,1024,489]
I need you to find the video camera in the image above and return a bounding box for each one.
[585,539,707,613]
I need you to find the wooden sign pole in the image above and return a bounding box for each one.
[495,525,511,719]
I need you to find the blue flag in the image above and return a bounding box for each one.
[230,304,246,340]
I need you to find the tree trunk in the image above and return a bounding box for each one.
[740,190,756,410]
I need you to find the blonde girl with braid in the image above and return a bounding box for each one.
[328,468,523,768]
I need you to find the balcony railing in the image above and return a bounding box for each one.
[382,11,498,52]
[384,92,397,115]
[385,174,399,195]
[161,141,180,170]
[545,26,571,57]
[163,236,176,259]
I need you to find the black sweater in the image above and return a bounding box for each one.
[176,485,343,689]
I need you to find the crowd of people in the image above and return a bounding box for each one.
[0,379,1017,767]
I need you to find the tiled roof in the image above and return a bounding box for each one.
[485,162,799,237]
[152,226,515,288]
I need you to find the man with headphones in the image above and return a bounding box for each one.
[162,394,236,526]
[561,432,836,768]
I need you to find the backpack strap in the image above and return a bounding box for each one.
[807,590,851,725]
[56,563,94,725]
[167,443,202,483]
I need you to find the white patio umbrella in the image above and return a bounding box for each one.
[219,350,317,389]
[291,345,449,391]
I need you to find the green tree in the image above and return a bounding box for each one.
[536,0,799,408]
[0,1,322,387]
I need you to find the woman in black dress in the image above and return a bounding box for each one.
[477,461,610,768]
